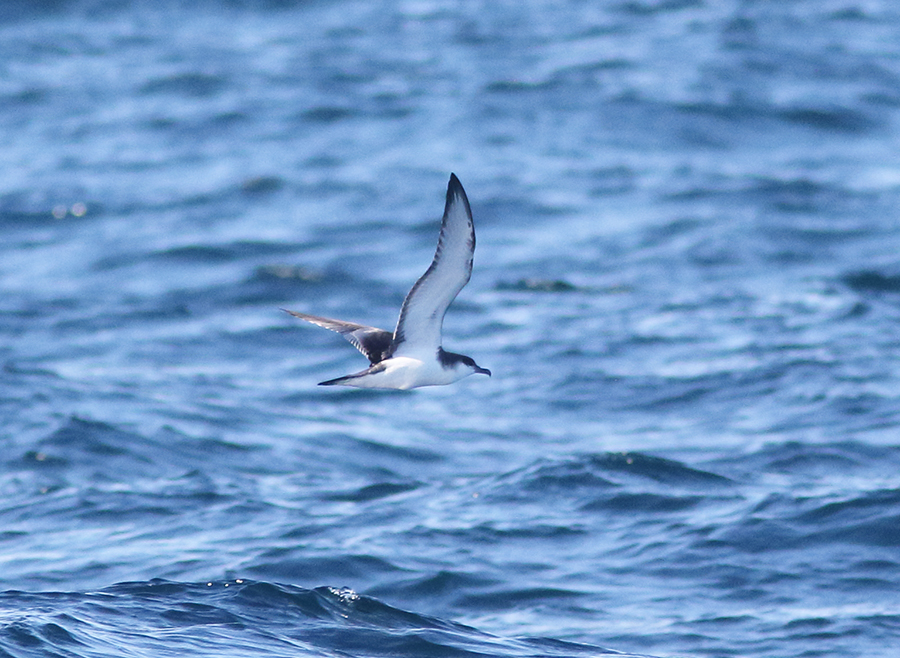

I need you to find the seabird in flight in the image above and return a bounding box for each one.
[285,173,490,389]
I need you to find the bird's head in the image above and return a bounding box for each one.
[439,349,491,378]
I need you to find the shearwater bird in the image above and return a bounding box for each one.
[284,173,491,389]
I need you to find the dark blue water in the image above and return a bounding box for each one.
[3,1,900,656]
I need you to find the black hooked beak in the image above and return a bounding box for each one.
[475,366,491,377]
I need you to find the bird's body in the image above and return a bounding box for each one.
[318,353,473,390]
[285,174,490,390]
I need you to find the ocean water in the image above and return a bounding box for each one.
[2,1,900,656]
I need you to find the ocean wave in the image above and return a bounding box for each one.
[0,579,637,658]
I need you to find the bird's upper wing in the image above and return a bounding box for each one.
[391,173,475,357]
[283,310,393,364]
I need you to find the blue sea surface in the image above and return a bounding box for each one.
[3,1,900,656]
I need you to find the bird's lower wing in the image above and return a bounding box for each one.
[283,309,392,364]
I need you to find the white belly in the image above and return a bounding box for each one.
[341,356,468,390]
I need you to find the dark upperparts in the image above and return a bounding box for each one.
[359,331,393,364]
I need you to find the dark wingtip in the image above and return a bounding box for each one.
[447,173,464,196]
[445,173,471,222]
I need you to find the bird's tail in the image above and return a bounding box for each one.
[318,375,353,386]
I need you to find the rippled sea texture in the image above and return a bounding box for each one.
[3,1,900,657]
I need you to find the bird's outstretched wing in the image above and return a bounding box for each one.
[392,173,475,356]
[283,310,393,364]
